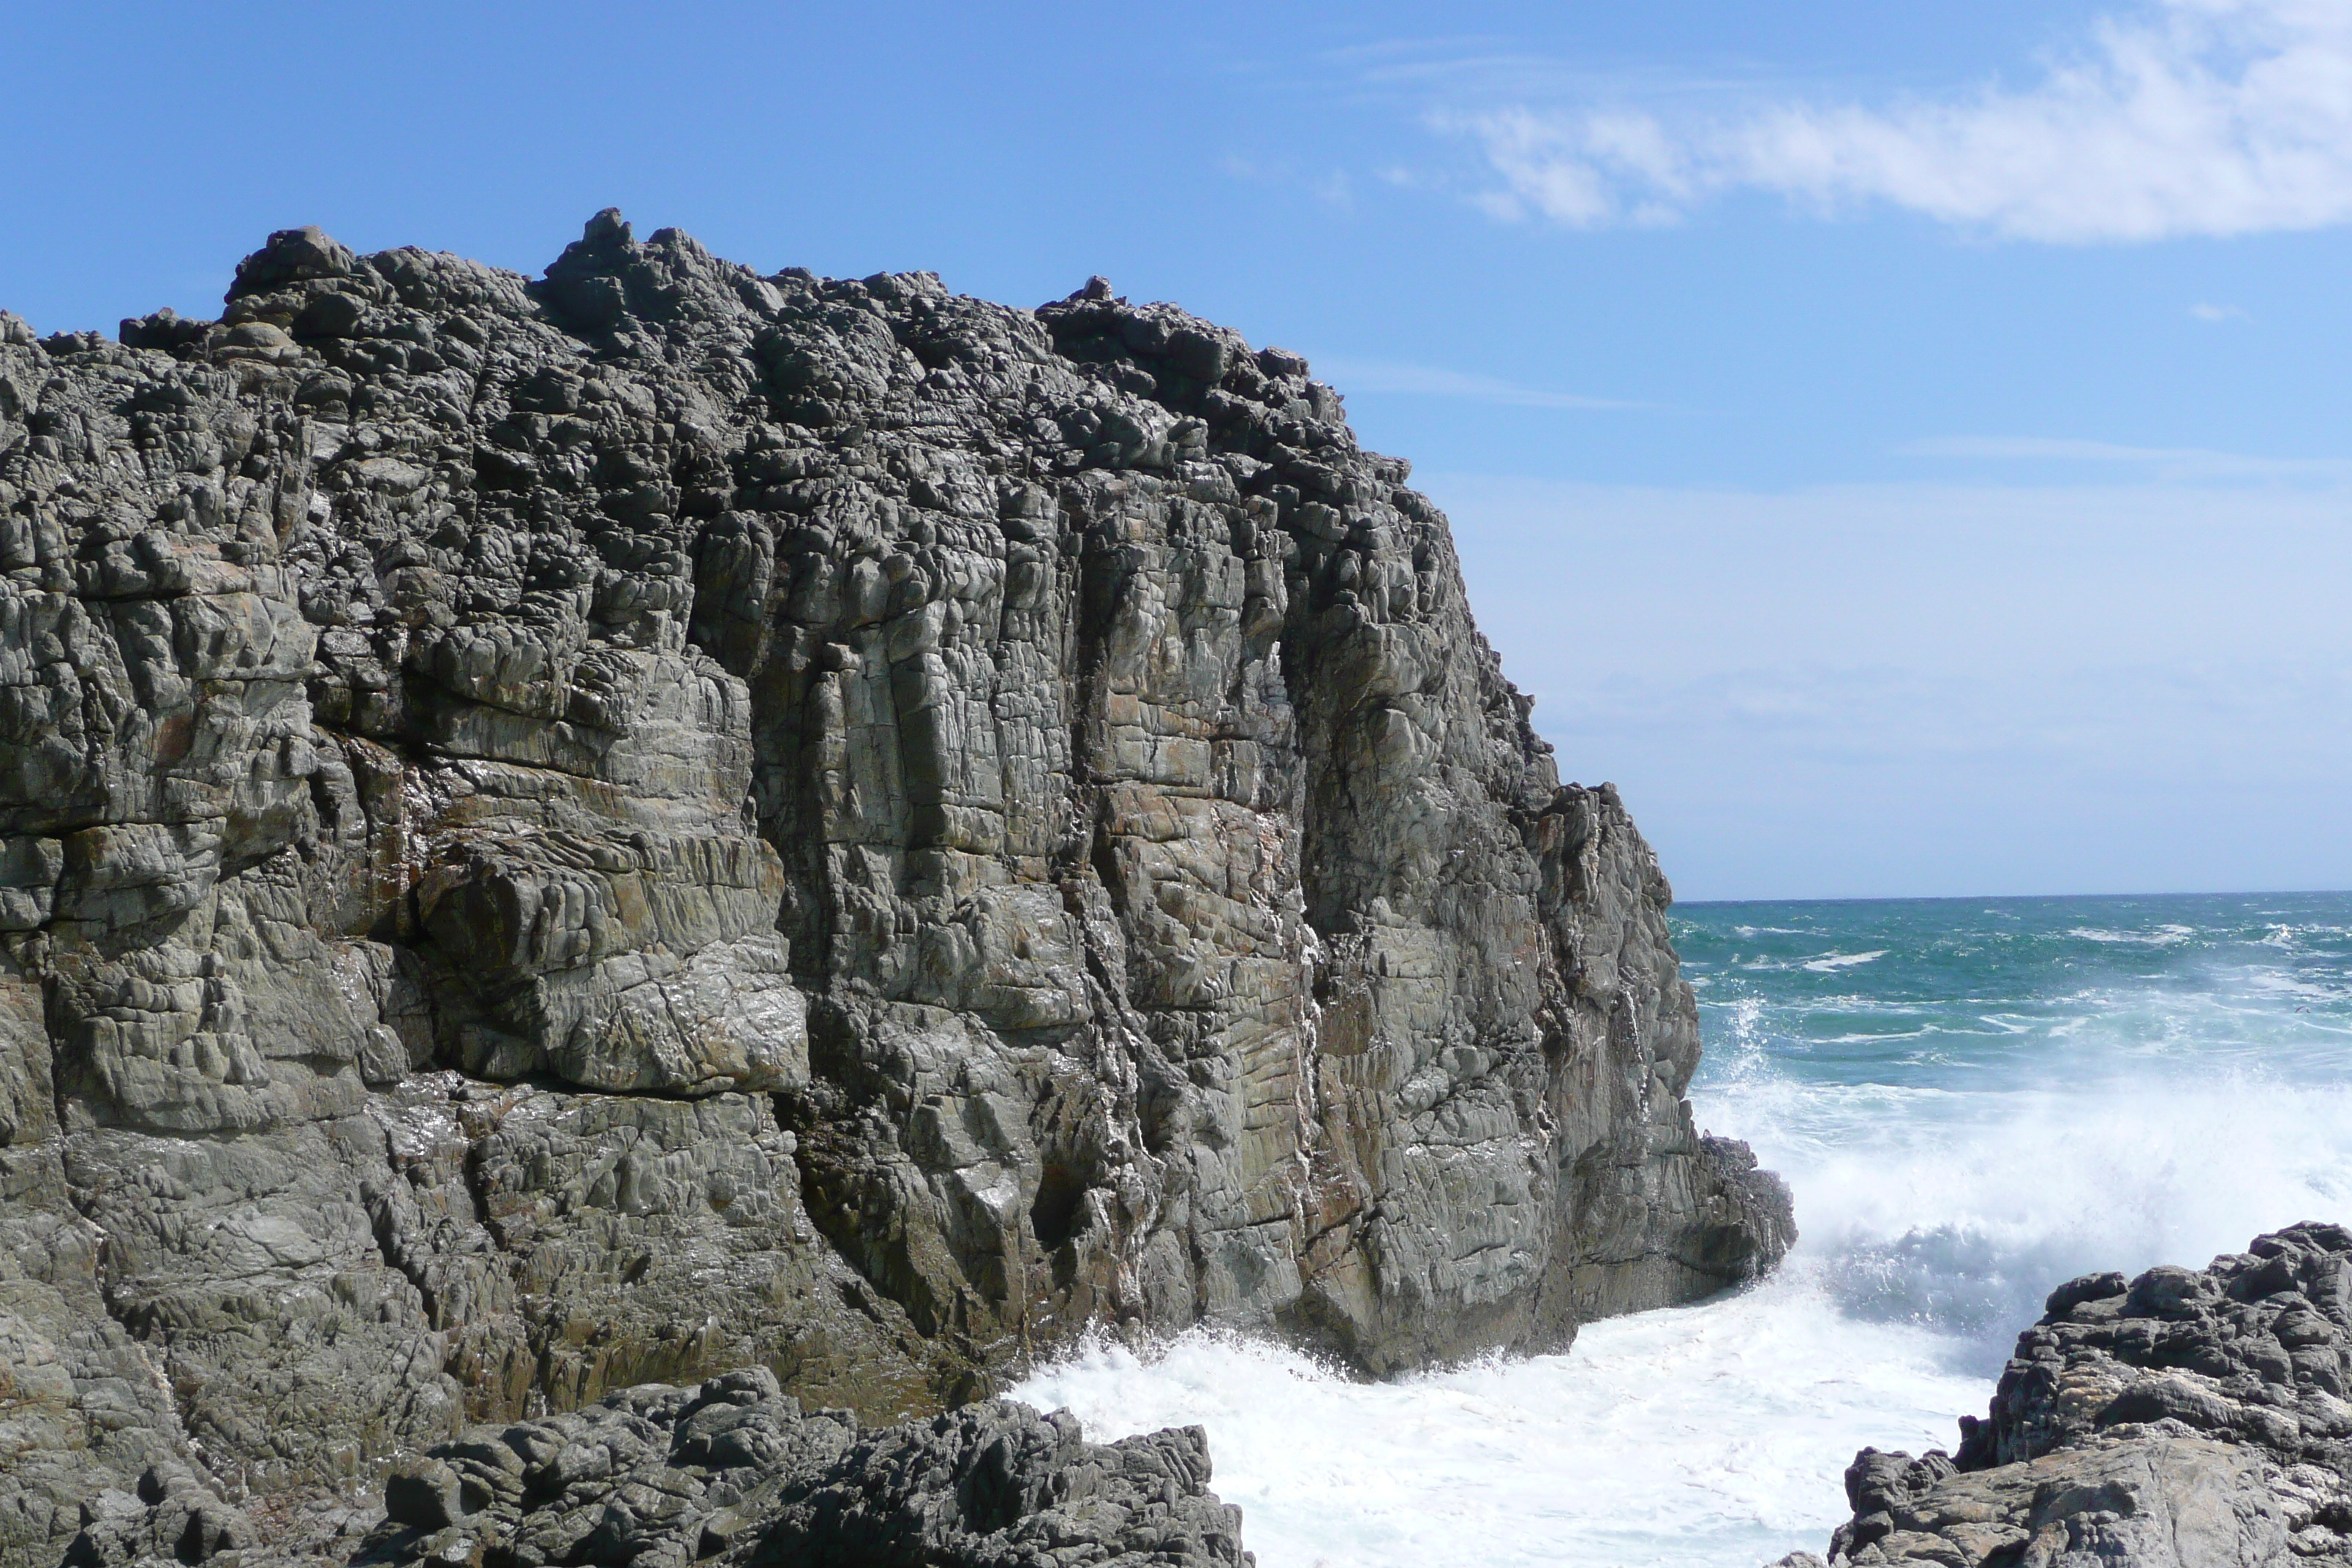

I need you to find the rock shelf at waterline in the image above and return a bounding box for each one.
[0,216,1790,1564]
[1798,1222,2352,1568]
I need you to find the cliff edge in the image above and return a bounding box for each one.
[0,215,1790,1562]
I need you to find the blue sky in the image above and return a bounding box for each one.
[8,0,2351,899]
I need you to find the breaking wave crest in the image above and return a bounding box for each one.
[1014,892,2352,1567]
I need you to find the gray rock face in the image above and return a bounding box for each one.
[0,214,1788,1561]
[361,1367,1249,1568]
[1815,1223,2352,1568]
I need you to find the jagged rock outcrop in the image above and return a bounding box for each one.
[0,216,1788,1563]
[358,1367,1248,1568]
[1812,1223,2352,1568]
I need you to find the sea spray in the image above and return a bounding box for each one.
[1693,892,2352,1368]
[1014,1269,1983,1568]
[1013,892,2352,1568]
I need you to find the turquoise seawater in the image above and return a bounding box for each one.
[1685,891,2352,1367]
[1017,892,2352,1567]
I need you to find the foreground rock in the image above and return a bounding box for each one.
[0,216,1788,1561]
[1812,1222,2352,1567]
[358,1368,1246,1568]
[59,1371,1245,1568]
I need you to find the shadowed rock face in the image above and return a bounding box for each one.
[1803,1223,2352,1568]
[355,1367,1251,1568]
[0,216,1789,1563]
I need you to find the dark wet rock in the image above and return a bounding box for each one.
[1810,1222,2352,1567]
[0,215,1788,1563]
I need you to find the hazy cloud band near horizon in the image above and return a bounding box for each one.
[1447,0,2352,242]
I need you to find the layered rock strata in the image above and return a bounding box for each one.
[1808,1223,2352,1568]
[0,215,1788,1563]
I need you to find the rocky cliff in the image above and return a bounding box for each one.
[1800,1224,2352,1568]
[0,214,1790,1564]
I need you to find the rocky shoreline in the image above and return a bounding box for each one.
[1790,1223,2352,1568]
[72,1366,1253,1568]
[67,1224,2352,1568]
[0,216,1789,1564]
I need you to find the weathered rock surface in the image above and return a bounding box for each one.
[0,216,1788,1562]
[1815,1223,2352,1567]
[357,1367,1248,1568]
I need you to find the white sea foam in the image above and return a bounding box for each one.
[2068,924,2198,946]
[1013,1269,1983,1568]
[1699,957,2352,1354]
[1013,916,2352,1568]
[1703,1069,2352,1355]
[1801,949,1888,972]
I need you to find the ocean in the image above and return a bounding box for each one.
[1011,892,2352,1567]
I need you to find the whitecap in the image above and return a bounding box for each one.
[1801,950,1889,972]
[2068,925,2197,946]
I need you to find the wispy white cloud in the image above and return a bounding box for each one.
[1445,0,2352,242]
[1311,171,1355,209]
[2190,301,2253,321]
[1311,356,1650,410]
[1899,434,2352,479]
[1901,436,2200,461]
[1221,154,1357,210]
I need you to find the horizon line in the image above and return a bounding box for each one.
[1676,886,2352,908]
